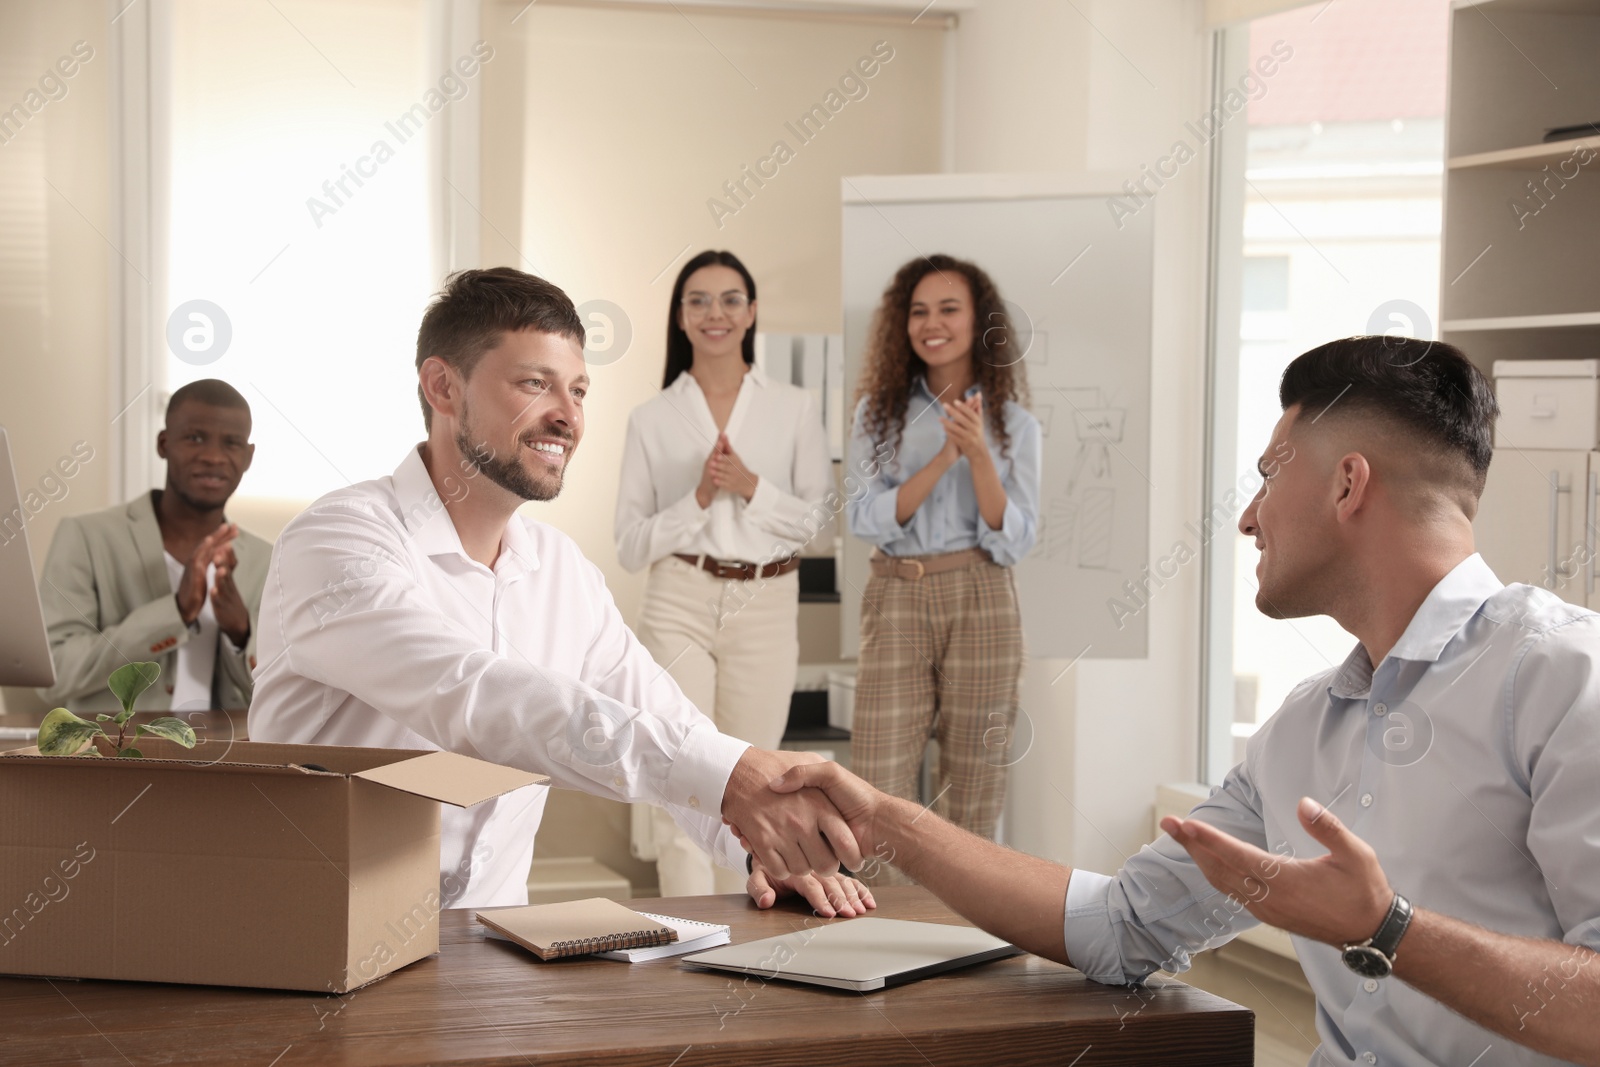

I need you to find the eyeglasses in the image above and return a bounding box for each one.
[681,291,751,315]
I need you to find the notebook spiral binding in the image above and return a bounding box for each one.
[547,929,675,958]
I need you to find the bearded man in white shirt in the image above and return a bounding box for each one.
[765,336,1600,1066]
[249,267,873,919]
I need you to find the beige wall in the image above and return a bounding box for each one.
[0,0,111,716]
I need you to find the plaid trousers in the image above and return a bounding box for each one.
[852,557,1024,886]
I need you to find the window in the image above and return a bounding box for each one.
[1203,0,1451,781]
[164,0,433,501]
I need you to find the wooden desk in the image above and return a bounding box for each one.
[0,886,1251,1066]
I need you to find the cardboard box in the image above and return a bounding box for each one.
[0,738,545,992]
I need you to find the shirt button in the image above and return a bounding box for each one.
[1360,793,1374,808]
[1363,978,1379,993]
[1362,1053,1377,1065]
[613,776,624,787]
[1373,703,1388,716]
[688,796,701,810]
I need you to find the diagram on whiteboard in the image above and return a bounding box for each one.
[1038,386,1126,571]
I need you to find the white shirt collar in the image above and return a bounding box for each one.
[672,362,765,394]
[391,445,540,574]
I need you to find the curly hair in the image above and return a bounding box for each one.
[855,254,1030,460]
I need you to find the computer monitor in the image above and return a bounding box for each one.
[0,427,56,688]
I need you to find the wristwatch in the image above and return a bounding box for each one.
[1341,892,1412,979]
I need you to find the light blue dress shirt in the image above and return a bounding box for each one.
[1064,554,1600,1067]
[845,379,1041,567]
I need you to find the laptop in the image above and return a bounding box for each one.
[681,917,1021,992]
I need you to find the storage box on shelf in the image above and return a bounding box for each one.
[1493,359,1600,450]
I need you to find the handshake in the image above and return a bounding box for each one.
[720,748,888,917]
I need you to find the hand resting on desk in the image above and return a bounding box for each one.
[747,859,876,919]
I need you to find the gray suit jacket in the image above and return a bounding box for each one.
[35,492,271,712]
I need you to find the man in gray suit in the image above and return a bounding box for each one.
[37,380,270,712]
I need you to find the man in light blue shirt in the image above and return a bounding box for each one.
[768,336,1600,1066]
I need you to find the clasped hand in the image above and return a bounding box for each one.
[722,750,878,917]
[721,749,863,878]
[938,393,990,465]
[696,433,759,507]
[174,522,250,646]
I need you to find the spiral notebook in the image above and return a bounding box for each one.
[476,898,677,960]
[594,913,730,962]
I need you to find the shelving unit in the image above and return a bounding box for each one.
[1439,0,1600,370]
[1446,0,1600,609]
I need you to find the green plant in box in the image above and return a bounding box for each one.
[37,661,196,757]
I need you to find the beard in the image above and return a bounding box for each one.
[455,405,569,503]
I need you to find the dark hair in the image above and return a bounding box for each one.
[662,250,757,389]
[414,267,586,430]
[166,379,249,423]
[855,254,1029,458]
[1279,336,1498,495]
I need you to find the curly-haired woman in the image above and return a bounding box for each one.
[846,254,1040,885]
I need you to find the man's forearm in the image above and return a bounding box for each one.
[869,795,1072,964]
[1394,908,1600,1066]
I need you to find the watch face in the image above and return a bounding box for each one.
[1342,946,1392,979]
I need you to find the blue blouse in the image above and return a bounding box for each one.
[845,378,1041,568]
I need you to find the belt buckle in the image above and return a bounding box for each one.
[899,559,926,580]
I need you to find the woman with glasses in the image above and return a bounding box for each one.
[846,253,1040,886]
[616,249,834,897]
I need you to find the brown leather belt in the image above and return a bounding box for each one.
[674,553,801,581]
[869,547,993,580]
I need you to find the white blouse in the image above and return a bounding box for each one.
[615,365,833,570]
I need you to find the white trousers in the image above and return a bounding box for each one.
[633,555,800,895]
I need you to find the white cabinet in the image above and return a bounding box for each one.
[1474,449,1599,609]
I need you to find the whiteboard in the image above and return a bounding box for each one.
[840,173,1154,660]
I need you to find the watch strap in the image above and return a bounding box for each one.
[1368,892,1413,959]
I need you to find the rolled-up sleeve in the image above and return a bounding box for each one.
[976,408,1041,567]
[1064,762,1268,984]
[845,398,907,547]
